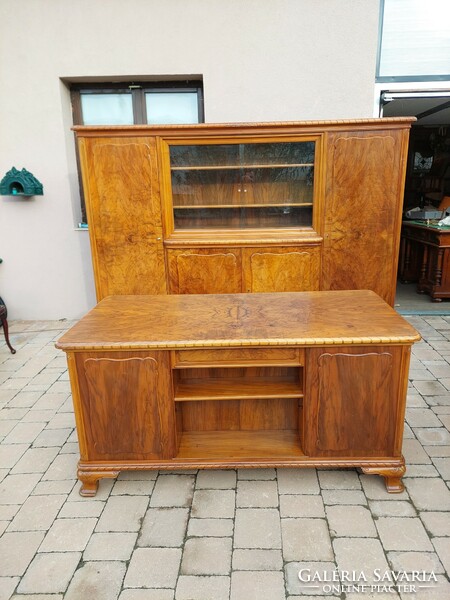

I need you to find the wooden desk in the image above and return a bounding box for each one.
[56,291,420,496]
[399,221,450,301]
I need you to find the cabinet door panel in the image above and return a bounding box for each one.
[77,352,176,460]
[304,346,403,457]
[321,132,407,305]
[167,249,242,294]
[80,137,166,300]
[243,247,320,292]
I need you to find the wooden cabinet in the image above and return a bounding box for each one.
[399,222,450,301]
[75,119,414,305]
[57,291,420,497]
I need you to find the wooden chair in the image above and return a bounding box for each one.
[0,298,16,354]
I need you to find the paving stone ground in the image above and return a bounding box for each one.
[0,315,449,599]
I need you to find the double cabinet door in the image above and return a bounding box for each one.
[167,246,321,294]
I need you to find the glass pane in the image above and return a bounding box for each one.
[170,141,315,230]
[80,93,133,125]
[170,144,239,167]
[379,0,450,78]
[146,92,199,124]
[173,206,312,229]
[242,142,315,166]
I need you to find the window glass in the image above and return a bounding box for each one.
[146,92,199,124]
[379,0,450,78]
[80,93,134,125]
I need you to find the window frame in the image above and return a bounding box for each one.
[71,81,204,126]
[70,80,204,223]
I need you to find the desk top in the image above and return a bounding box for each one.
[403,220,450,232]
[56,291,420,352]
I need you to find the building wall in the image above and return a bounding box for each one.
[0,0,380,319]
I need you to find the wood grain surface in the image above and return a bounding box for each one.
[56,290,420,352]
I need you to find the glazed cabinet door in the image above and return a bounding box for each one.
[73,351,176,461]
[167,248,243,293]
[242,246,320,292]
[78,137,167,300]
[321,130,409,305]
[303,346,408,457]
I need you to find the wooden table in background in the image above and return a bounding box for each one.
[56,291,420,497]
[399,221,450,301]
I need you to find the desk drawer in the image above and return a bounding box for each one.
[174,348,303,367]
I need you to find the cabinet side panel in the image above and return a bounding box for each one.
[81,137,167,299]
[322,132,405,304]
[304,346,403,457]
[76,352,176,460]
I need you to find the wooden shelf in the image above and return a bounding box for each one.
[173,203,313,210]
[176,429,304,459]
[171,163,314,171]
[174,376,303,401]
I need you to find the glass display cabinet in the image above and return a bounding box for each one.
[167,141,316,230]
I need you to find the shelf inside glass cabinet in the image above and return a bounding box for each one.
[169,141,316,230]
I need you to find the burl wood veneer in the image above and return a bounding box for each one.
[56,290,420,497]
[75,118,414,306]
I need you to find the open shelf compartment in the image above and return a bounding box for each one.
[173,366,303,402]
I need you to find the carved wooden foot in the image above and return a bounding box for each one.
[360,461,406,493]
[78,468,118,497]
[79,478,99,497]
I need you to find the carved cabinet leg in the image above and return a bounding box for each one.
[360,461,406,493]
[78,468,118,497]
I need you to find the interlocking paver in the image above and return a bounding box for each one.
[234,508,281,549]
[405,477,450,510]
[281,518,333,561]
[277,468,319,494]
[16,551,81,594]
[96,496,148,532]
[175,575,230,600]
[150,475,194,508]
[64,561,126,600]
[0,531,44,576]
[236,479,278,508]
[124,547,182,588]
[84,532,137,561]
[191,489,235,518]
[8,494,66,531]
[279,493,325,517]
[196,469,236,489]
[187,518,233,537]
[230,571,285,600]
[388,550,445,573]
[376,517,433,551]
[181,537,232,575]
[232,548,283,570]
[138,508,188,547]
[420,511,450,536]
[326,505,377,537]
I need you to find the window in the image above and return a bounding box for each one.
[377,0,450,81]
[71,81,204,222]
[71,81,203,126]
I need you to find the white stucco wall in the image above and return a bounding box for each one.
[0,0,380,319]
